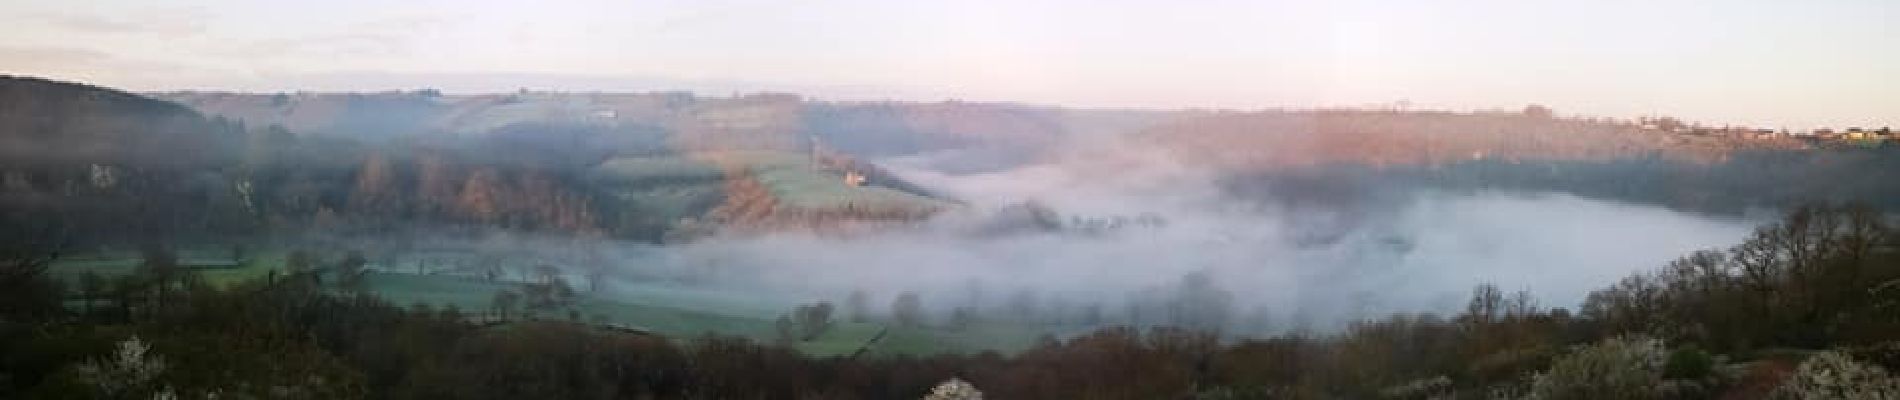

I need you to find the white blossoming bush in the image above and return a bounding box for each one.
[74,336,176,399]
[922,377,983,400]
[1379,375,1453,399]
[1771,350,1900,400]
[1526,336,1667,400]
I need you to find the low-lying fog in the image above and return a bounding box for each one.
[628,143,1764,333]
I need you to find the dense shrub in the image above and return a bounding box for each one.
[1772,350,1900,400]
[1527,336,1666,400]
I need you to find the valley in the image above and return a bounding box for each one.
[3,74,1896,398]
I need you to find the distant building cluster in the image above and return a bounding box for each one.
[1634,116,1893,146]
[1797,126,1894,142]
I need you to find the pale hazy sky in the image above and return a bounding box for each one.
[1,0,1893,129]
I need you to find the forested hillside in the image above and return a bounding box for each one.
[0,76,249,245]
[4,78,956,247]
[152,83,1900,221]
[0,78,614,245]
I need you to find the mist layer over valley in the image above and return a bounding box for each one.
[632,138,1763,333]
[0,77,1836,339]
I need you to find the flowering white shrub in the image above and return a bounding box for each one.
[1772,350,1900,400]
[74,336,176,399]
[1380,375,1453,399]
[1526,336,1667,400]
[922,377,983,400]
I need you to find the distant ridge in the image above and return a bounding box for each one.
[0,75,234,168]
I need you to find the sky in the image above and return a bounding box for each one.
[0,0,1893,129]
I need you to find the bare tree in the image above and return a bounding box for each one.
[893,292,924,327]
[491,290,520,322]
[336,251,369,293]
[846,289,869,322]
[794,301,835,340]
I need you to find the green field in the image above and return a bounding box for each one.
[794,322,888,357]
[587,151,945,239]
[864,326,947,357]
[601,184,722,223]
[590,156,728,236]
[47,248,292,288]
[710,151,944,211]
[362,271,1064,357]
[364,272,777,338]
[605,281,786,318]
[863,323,1052,357]
[784,321,1056,358]
[48,247,1055,358]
